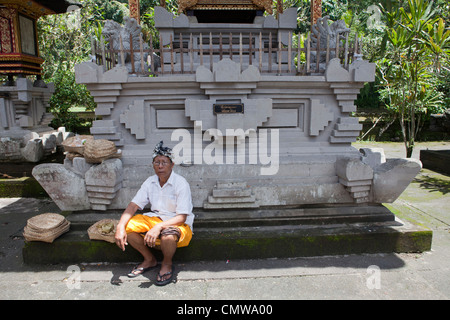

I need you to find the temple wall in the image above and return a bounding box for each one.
[32,7,422,215]
[74,57,372,209]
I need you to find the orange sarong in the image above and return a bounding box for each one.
[125,214,192,248]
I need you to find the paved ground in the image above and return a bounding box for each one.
[0,141,449,301]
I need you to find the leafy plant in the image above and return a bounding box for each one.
[377,0,449,157]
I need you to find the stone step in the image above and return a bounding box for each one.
[207,195,256,204]
[22,207,432,265]
[61,204,397,229]
[212,188,252,198]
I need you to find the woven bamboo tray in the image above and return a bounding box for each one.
[83,139,120,163]
[23,213,70,243]
[87,219,119,243]
[62,135,94,155]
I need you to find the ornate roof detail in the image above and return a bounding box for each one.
[178,0,272,14]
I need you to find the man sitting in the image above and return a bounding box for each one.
[115,141,194,286]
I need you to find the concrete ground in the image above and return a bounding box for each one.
[0,141,449,300]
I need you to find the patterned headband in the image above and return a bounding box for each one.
[152,141,174,161]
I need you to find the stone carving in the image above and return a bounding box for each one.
[204,181,259,209]
[310,16,350,68]
[85,159,123,211]
[372,158,422,203]
[336,158,373,203]
[34,158,124,211]
[119,100,146,140]
[102,17,160,73]
[32,163,91,211]
[186,59,272,141]
[309,99,333,136]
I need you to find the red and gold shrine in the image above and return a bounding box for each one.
[0,0,79,77]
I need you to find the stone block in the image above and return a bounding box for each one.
[339,178,372,187]
[372,158,422,203]
[278,7,298,29]
[21,139,44,162]
[360,147,386,169]
[213,188,252,198]
[213,59,240,82]
[263,15,278,28]
[74,62,100,84]
[42,133,56,152]
[310,99,334,136]
[101,66,128,83]
[349,60,376,82]
[336,158,373,181]
[154,6,174,28]
[0,137,22,160]
[85,159,123,211]
[174,13,189,27]
[85,159,123,187]
[32,163,90,211]
[325,59,350,82]
[72,157,94,176]
[196,65,214,82]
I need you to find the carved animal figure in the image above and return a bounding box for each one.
[102,16,160,73]
[310,15,350,67]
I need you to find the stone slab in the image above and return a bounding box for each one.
[22,214,431,264]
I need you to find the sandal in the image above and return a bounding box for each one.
[155,265,175,286]
[127,264,157,278]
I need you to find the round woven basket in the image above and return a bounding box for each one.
[83,139,118,163]
[87,219,119,243]
[26,213,67,232]
[23,222,70,243]
[23,213,70,243]
[62,135,94,155]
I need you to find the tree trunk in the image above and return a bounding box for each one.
[406,145,414,158]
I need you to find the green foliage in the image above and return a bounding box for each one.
[38,0,101,131]
[376,0,449,156]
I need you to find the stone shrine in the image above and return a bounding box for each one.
[29,2,429,263]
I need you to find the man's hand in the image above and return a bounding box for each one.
[115,202,140,251]
[115,226,128,251]
[144,224,162,247]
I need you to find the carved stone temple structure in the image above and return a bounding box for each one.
[29,1,430,262]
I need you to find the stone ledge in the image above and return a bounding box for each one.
[22,214,431,264]
[0,177,48,198]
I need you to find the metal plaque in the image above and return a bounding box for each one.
[213,104,244,114]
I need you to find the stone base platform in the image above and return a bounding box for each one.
[22,205,432,264]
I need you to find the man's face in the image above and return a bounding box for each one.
[152,155,174,178]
